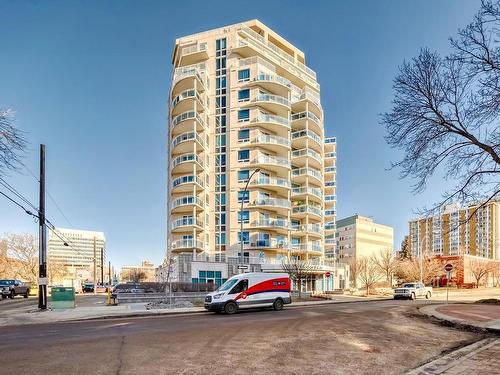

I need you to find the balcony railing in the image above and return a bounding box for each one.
[181,42,207,56]
[253,113,291,128]
[291,186,322,199]
[171,89,206,109]
[291,148,322,164]
[171,239,204,251]
[291,223,322,234]
[325,209,336,216]
[250,176,290,189]
[290,243,322,252]
[239,56,276,72]
[171,196,204,209]
[171,132,207,149]
[291,111,321,126]
[292,129,321,144]
[254,73,292,88]
[325,166,336,173]
[250,219,289,230]
[325,137,336,144]
[325,152,336,158]
[251,198,291,209]
[292,205,322,217]
[325,195,336,201]
[172,175,204,189]
[171,153,204,169]
[291,167,322,181]
[251,154,291,168]
[171,217,203,230]
[254,93,290,107]
[172,64,207,89]
[171,111,207,130]
[325,181,336,187]
[252,134,290,148]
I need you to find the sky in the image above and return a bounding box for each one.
[0,0,482,268]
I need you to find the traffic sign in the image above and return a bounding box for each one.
[237,265,249,270]
[444,263,453,272]
[325,272,331,278]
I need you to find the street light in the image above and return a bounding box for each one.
[240,168,261,269]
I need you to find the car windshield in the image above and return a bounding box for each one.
[0,280,15,285]
[217,278,238,292]
[402,283,416,288]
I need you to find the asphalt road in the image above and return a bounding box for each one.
[0,299,484,375]
[0,293,107,312]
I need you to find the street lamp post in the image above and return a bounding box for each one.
[420,236,425,283]
[240,168,260,269]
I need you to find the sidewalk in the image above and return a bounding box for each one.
[419,303,500,332]
[0,294,391,327]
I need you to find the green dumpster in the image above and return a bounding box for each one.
[51,287,75,309]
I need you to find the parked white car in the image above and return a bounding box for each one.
[394,282,432,300]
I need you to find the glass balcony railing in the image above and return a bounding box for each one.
[171,89,206,109]
[325,209,336,216]
[325,137,336,144]
[172,175,204,189]
[325,166,337,173]
[171,196,204,209]
[325,195,336,201]
[291,223,322,233]
[171,111,207,130]
[171,239,204,250]
[291,111,321,125]
[171,153,204,169]
[252,134,290,148]
[291,167,322,181]
[255,93,291,107]
[290,242,322,252]
[171,132,207,149]
[180,42,207,56]
[251,154,291,168]
[292,205,322,217]
[291,148,322,163]
[291,186,322,199]
[172,64,208,89]
[325,152,336,158]
[325,181,336,187]
[250,176,290,189]
[250,219,289,229]
[253,113,291,128]
[291,129,321,144]
[254,73,291,88]
[171,217,202,230]
[251,198,291,209]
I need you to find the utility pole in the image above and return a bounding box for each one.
[100,247,104,286]
[38,144,48,310]
[93,236,97,295]
[108,260,111,285]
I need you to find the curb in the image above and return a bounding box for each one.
[418,304,500,333]
[406,338,499,374]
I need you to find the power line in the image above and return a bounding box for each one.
[0,177,38,212]
[0,189,37,218]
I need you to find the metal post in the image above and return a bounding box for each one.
[446,271,450,304]
[93,236,97,295]
[420,236,425,283]
[100,247,104,286]
[240,168,260,271]
[108,260,111,285]
[38,144,47,310]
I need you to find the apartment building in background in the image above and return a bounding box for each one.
[336,215,394,261]
[48,227,106,283]
[408,201,500,259]
[166,20,343,291]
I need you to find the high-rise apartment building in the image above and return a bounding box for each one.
[408,201,500,260]
[48,227,106,273]
[336,215,394,260]
[167,20,336,274]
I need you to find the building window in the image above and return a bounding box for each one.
[238,89,250,102]
[238,69,250,82]
[238,149,250,162]
[238,170,249,182]
[238,231,250,244]
[238,210,250,223]
[238,129,250,142]
[238,190,249,203]
[238,109,250,122]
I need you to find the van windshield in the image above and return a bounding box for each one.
[217,278,238,292]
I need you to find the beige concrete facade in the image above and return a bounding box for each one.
[408,201,500,260]
[167,20,336,264]
[336,215,394,261]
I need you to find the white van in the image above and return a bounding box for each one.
[204,272,291,314]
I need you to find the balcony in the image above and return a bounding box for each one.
[291,148,322,169]
[245,238,289,252]
[171,132,207,155]
[325,223,336,232]
[325,152,336,159]
[247,73,292,97]
[171,89,207,117]
[325,137,336,144]
[251,133,290,152]
[171,111,207,135]
[251,93,290,115]
[291,88,322,118]
[291,186,322,203]
[171,65,208,96]
[325,166,336,174]
[291,223,322,236]
[249,219,289,234]
[171,239,205,252]
[291,129,322,153]
[176,42,208,66]
[249,197,291,215]
[290,242,323,254]
[292,204,322,219]
[291,111,322,134]
[250,176,290,194]
[170,217,203,232]
[171,153,205,174]
[325,209,336,217]
[171,175,204,193]
[325,194,336,202]
[171,196,204,213]
[251,112,291,132]
[291,167,323,185]
[251,154,291,172]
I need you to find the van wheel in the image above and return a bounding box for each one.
[426,292,431,299]
[224,301,237,315]
[410,293,416,300]
[273,298,284,311]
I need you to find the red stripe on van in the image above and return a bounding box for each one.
[235,277,290,301]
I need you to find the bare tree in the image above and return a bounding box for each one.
[2,233,38,283]
[0,110,26,176]
[357,256,382,296]
[469,259,497,287]
[382,1,500,215]
[281,258,314,300]
[491,262,500,287]
[121,269,147,282]
[394,257,442,285]
[371,249,398,286]
[346,257,359,289]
